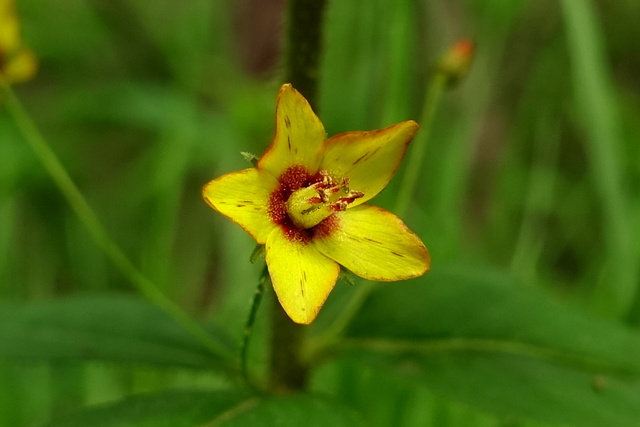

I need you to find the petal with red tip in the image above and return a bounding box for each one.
[258,84,327,177]
[3,48,37,82]
[319,121,419,207]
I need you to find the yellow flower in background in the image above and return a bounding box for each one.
[0,0,37,83]
[203,84,430,324]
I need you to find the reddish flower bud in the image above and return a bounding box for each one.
[437,38,475,87]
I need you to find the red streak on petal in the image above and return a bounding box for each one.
[313,214,340,239]
[337,197,357,204]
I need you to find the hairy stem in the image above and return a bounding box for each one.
[285,0,327,110]
[241,269,266,388]
[270,289,308,392]
[268,0,327,392]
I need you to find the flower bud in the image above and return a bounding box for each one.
[436,39,475,88]
[0,0,37,83]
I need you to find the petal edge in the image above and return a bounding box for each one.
[319,121,419,207]
[258,84,327,178]
[202,168,278,244]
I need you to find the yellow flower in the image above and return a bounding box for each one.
[203,84,430,324]
[0,0,37,83]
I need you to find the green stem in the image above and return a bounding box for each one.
[285,0,327,110]
[269,283,308,392]
[1,80,234,365]
[241,269,266,387]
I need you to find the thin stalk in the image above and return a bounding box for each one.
[311,72,449,354]
[395,72,447,217]
[1,80,234,364]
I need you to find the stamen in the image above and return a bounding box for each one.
[330,202,348,212]
[329,189,364,212]
[339,177,350,191]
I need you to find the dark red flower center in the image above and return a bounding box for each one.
[267,165,343,244]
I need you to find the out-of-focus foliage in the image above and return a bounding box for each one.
[1,0,640,426]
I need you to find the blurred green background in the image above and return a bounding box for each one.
[2,0,640,426]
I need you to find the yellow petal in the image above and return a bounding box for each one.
[3,48,37,83]
[202,168,278,244]
[319,121,419,207]
[315,205,430,281]
[266,228,340,324]
[258,84,326,178]
[0,1,20,50]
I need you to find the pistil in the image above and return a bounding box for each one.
[285,170,363,229]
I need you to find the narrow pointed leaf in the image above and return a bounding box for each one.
[0,293,235,369]
[343,265,640,426]
[43,390,365,427]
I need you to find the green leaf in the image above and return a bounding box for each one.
[43,390,250,427]
[43,390,365,427]
[0,293,235,370]
[217,393,365,427]
[343,265,640,426]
